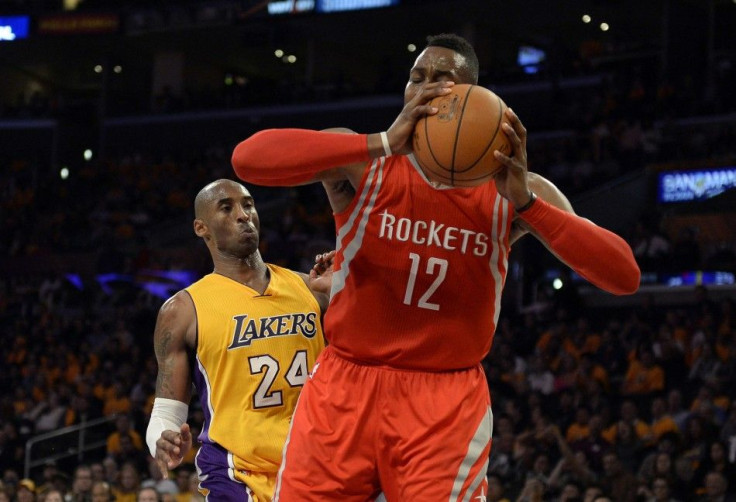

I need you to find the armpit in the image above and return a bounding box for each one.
[509,219,531,245]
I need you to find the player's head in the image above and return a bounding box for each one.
[194,179,260,259]
[405,33,479,103]
[426,34,479,83]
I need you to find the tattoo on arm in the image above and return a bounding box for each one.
[155,329,175,398]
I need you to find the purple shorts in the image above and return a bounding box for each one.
[196,443,253,501]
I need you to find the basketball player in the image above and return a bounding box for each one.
[231,33,640,501]
[145,179,331,501]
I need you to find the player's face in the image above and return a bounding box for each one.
[405,46,473,104]
[207,183,261,258]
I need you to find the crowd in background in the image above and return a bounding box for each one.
[3,71,736,268]
[0,265,735,501]
[1,5,736,501]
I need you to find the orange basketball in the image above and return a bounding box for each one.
[413,84,511,187]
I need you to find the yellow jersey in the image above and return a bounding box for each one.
[186,265,325,494]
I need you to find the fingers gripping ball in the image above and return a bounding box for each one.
[413,84,512,187]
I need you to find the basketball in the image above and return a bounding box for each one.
[413,84,512,187]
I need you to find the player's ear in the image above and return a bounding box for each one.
[193,218,208,238]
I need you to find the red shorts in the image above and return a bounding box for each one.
[274,347,492,501]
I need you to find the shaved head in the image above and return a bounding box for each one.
[194,179,247,220]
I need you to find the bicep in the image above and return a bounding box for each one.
[153,292,195,402]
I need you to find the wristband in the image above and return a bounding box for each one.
[146,398,189,457]
[515,191,537,213]
[380,131,392,157]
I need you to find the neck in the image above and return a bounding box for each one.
[213,251,268,285]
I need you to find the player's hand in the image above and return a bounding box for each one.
[154,423,192,479]
[386,81,455,155]
[492,108,532,210]
[309,250,335,295]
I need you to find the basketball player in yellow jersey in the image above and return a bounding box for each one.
[145,179,331,502]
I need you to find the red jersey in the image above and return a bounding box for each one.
[325,154,513,370]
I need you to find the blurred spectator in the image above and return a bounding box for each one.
[103,382,132,417]
[16,479,36,502]
[107,415,144,456]
[515,477,545,502]
[699,471,735,502]
[667,389,692,433]
[676,416,715,488]
[526,355,555,396]
[689,344,723,389]
[570,414,610,473]
[172,465,192,501]
[114,462,141,502]
[609,419,645,474]
[621,344,665,398]
[632,221,672,272]
[182,471,204,502]
[566,408,592,444]
[91,481,113,502]
[721,404,736,463]
[636,475,683,502]
[650,397,681,441]
[691,441,736,498]
[136,486,161,502]
[90,462,105,483]
[44,489,65,502]
[488,473,511,502]
[70,465,93,502]
[102,456,120,487]
[37,460,60,495]
[25,391,67,433]
[140,457,178,498]
[599,451,638,502]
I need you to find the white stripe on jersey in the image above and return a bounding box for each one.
[490,193,510,328]
[331,157,385,297]
[449,405,493,502]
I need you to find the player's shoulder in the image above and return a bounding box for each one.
[158,289,195,317]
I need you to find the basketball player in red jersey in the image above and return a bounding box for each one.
[231,33,640,501]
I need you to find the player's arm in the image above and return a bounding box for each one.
[495,109,640,296]
[146,290,196,477]
[298,250,336,312]
[510,173,640,296]
[230,82,454,188]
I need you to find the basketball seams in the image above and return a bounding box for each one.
[423,101,447,173]
[451,84,474,186]
[456,95,505,176]
[413,84,509,187]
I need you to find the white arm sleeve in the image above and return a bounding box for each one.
[146,397,189,457]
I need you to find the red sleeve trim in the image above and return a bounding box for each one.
[231,129,371,185]
[520,197,641,295]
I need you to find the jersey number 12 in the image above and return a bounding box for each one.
[403,252,448,311]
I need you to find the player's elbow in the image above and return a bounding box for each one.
[231,139,257,181]
[231,130,274,181]
[612,264,641,296]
